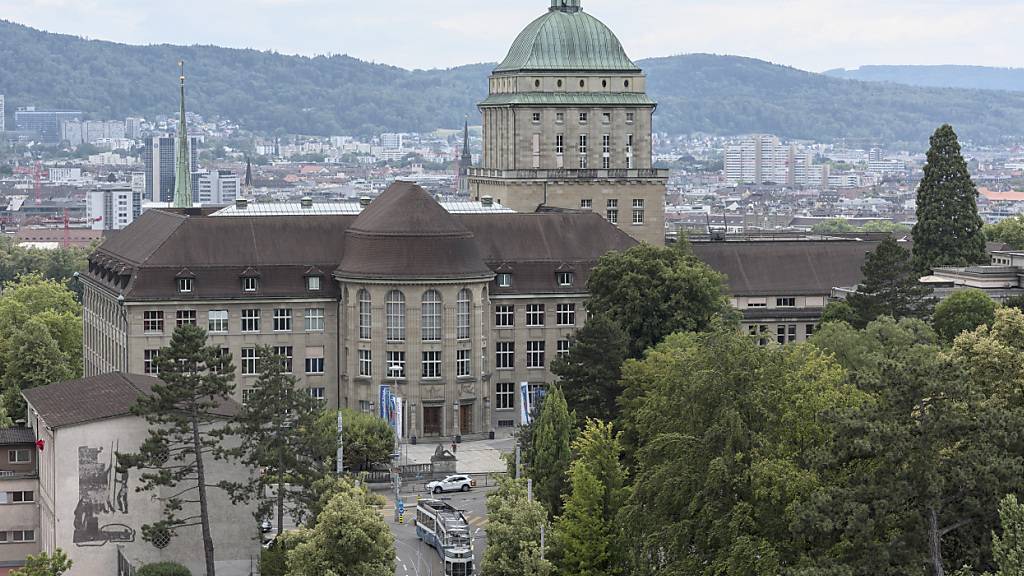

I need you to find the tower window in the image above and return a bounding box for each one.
[557,79,563,88]
[532,112,541,123]
[625,79,631,88]
[579,79,586,88]
[534,79,541,88]
[177,278,192,293]
[602,79,608,88]
[626,112,635,124]
[556,112,564,124]
[579,112,588,124]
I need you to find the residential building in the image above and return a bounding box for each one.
[0,428,40,575]
[124,117,143,140]
[47,168,82,183]
[467,0,668,246]
[88,185,136,231]
[81,182,635,438]
[23,373,258,575]
[725,135,821,186]
[14,108,81,144]
[193,170,240,205]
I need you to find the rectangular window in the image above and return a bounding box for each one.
[777,297,797,308]
[633,198,646,225]
[457,349,472,377]
[602,112,611,124]
[526,304,545,327]
[496,382,515,410]
[555,134,565,155]
[273,308,292,332]
[580,199,592,210]
[242,277,259,292]
[526,341,546,369]
[386,351,406,379]
[607,199,619,224]
[532,133,541,169]
[8,449,30,464]
[497,273,512,288]
[358,297,372,340]
[602,134,610,155]
[558,272,574,287]
[176,309,197,327]
[532,112,541,123]
[422,351,442,379]
[495,305,515,328]
[579,112,588,124]
[241,388,255,406]
[8,491,32,503]
[626,134,634,169]
[777,325,786,345]
[579,134,588,169]
[208,310,228,333]
[746,301,767,308]
[11,530,33,542]
[358,349,372,377]
[307,276,321,291]
[241,347,259,375]
[495,341,515,370]
[626,112,635,123]
[177,277,193,293]
[241,309,260,333]
[305,308,325,332]
[556,303,576,326]
[788,325,798,343]
[557,339,571,358]
[305,346,325,374]
[143,349,160,375]
[143,310,164,334]
[498,419,515,428]
[556,112,565,123]
[273,346,293,373]
[806,324,816,337]
[309,387,326,402]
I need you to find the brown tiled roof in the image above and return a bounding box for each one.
[691,240,879,296]
[23,373,239,429]
[0,428,36,446]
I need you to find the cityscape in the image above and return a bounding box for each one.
[1,1,1024,575]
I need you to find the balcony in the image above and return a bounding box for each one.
[467,167,669,181]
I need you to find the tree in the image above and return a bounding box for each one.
[549,315,628,424]
[811,218,855,234]
[119,325,244,576]
[552,420,627,576]
[235,346,324,536]
[862,221,912,234]
[846,237,933,326]
[985,216,1024,250]
[912,124,987,273]
[987,495,1024,576]
[137,563,192,576]
[482,477,554,576]
[1,317,75,417]
[309,409,394,474]
[587,242,730,358]
[932,289,997,342]
[529,387,573,517]
[10,550,72,576]
[285,481,395,576]
[820,300,858,325]
[1002,295,1024,312]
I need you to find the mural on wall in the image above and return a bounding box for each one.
[74,443,136,547]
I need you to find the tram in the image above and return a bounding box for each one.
[414,498,475,576]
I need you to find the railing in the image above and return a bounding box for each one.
[467,167,668,180]
[116,547,136,576]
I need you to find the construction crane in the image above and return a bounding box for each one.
[63,208,70,249]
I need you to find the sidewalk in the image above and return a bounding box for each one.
[399,436,515,475]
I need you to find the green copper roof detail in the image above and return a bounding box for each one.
[495,6,639,73]
[479,92,655,107]
[173,61,193,209]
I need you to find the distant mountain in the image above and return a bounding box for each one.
[3,20,1024,145]
[825,65,1024,92]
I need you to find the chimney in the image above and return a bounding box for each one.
[235,198,248,210]
[481,195,494,207]
[359,196,372,208]
[300,197,313,209]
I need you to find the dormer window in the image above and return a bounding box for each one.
[307,276,322,291]
[243,277,259,292]
[558,272,574,287]
[497,273,512,288]
[177,278,193,293]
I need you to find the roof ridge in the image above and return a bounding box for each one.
[138,211,190,267]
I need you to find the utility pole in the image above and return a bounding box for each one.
[515,444,521,479]
[336,411,344,475]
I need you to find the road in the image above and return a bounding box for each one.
[383,483,496,576]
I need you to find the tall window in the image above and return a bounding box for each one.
[241,347,258,375]
[532,134,541,168]
[305,346,325,374]
[305,308,325,332]
[497,273,512,288]
[457,349,472,377]
[242,277,259,292]
[358,350,372,377]
[386,290,406,342]
[422,351,442,379]
[457,289,471,340]
[421,290,442,342]
[306,276,321,291]
[555,134,564,155]
[607,199,619,224]
[495,305,514,328]
[386,351,406,379]
[557,339,571,358]
[177,278,193,293]
[602,134,611,169]
[208,310,228,333]
[274,346,293,373]
[358,289,372,340]
[495,342,515,370]
[626,134,634,169]
[526,304,545,327]
[556,304,576,326]
[273,308,292,332]
[526,341,546,369]
[632,199,646,225]
[176,310,197,327]
[143,311,164,334]
[496,382,515,410]
[241,309,260,333]
[579,134,588,169]
[143,349,160,375]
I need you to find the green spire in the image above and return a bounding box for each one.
[173,60,193,208]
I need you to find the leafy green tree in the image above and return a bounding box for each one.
[985,216,1024,250]
[811,218,855,234]
[552,420,627,576]
[932,289,997,342]
[862,220,912,234]
[10,549,72,576]
[310,409,394,473]
[1002,295,1024,312]
[1,317,75,417]
[912,124,988,273]
[587,241,730,358]
[119,325,243,576]
[285,481,395,576]
[529,387,573,517]
[235,346,324,536]
[483,477,554,576]
[820,300,858,325]
[550,315,628,424]
[847,237,933,326]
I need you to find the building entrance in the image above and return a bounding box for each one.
[459,404,473,435]
[423,406,443,437]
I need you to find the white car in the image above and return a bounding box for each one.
[426,475,476,494]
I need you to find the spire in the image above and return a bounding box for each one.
[550,0,581,12]
[244,157,253,189]
[461,119,472,164]
[173,60,193,208]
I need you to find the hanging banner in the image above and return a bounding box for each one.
[520,382,532,425]
[394,396,404,440]
[379,385,390,421]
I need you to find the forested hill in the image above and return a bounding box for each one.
[3,19,1024,145]
[825,65,1024,92]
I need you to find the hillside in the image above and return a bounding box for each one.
[825,65,1024,92]
[3,20,1024,144]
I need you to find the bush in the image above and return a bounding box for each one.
[137,562,191,576]
[933,289,997,342]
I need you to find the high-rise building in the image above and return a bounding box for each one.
[143,137,175,203]
[467,0,667,245]
[0,95,5,133]
[130,172,145,218]
[194,170,239,205]
[125,117,144,140]
[725,135,821,186]
[87,185,136,230]
[14,107,82,144]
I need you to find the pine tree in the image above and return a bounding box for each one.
[550,315,628,424]
[119,325,243,576]
[990,495,1024,575]
[847,237,933,326]
[912,124,987,273]
[529,387,573,517]
[235,346,324,536]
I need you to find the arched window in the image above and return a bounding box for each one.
[358,289,372,340]
[386,290,406,342]
[421,290,442,342]
[456,289,472,340]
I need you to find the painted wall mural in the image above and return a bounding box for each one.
[74,444,136,547]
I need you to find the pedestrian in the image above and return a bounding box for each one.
[451,441,457,454]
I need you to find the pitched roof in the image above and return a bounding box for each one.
[23,373,239,430]
[0,428,36,445]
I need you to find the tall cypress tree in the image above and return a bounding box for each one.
[912,124,987,273]
[528,386,573,517]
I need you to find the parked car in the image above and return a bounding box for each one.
[260,518,273,534]
[426,475,476,494]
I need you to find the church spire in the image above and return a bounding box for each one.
[459,118,472,195]
[173,60,193,208]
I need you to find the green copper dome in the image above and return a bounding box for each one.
[495,1,640,73]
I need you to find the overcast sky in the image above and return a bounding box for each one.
[2,0,1022,72]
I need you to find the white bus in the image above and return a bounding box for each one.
[414,498,475,576]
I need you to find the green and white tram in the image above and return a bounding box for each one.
[415,498,475,576]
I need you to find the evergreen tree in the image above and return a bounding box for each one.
[119,325,244,576]
[235,346,324,536]
[989,495,1024,576]
[529,387,574,517]
[847,237,933,326]
[550,315,628,424]
[482,477,554,576]
[912,124,987,273]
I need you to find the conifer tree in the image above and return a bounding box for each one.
[847,237,933,326]
[550,315,628,424]
[529,387,573,517]
[912,124,987,273]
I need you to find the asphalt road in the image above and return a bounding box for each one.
[383,484,496,576]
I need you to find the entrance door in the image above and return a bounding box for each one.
[423,406,442,437]
[459,404,473,435]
